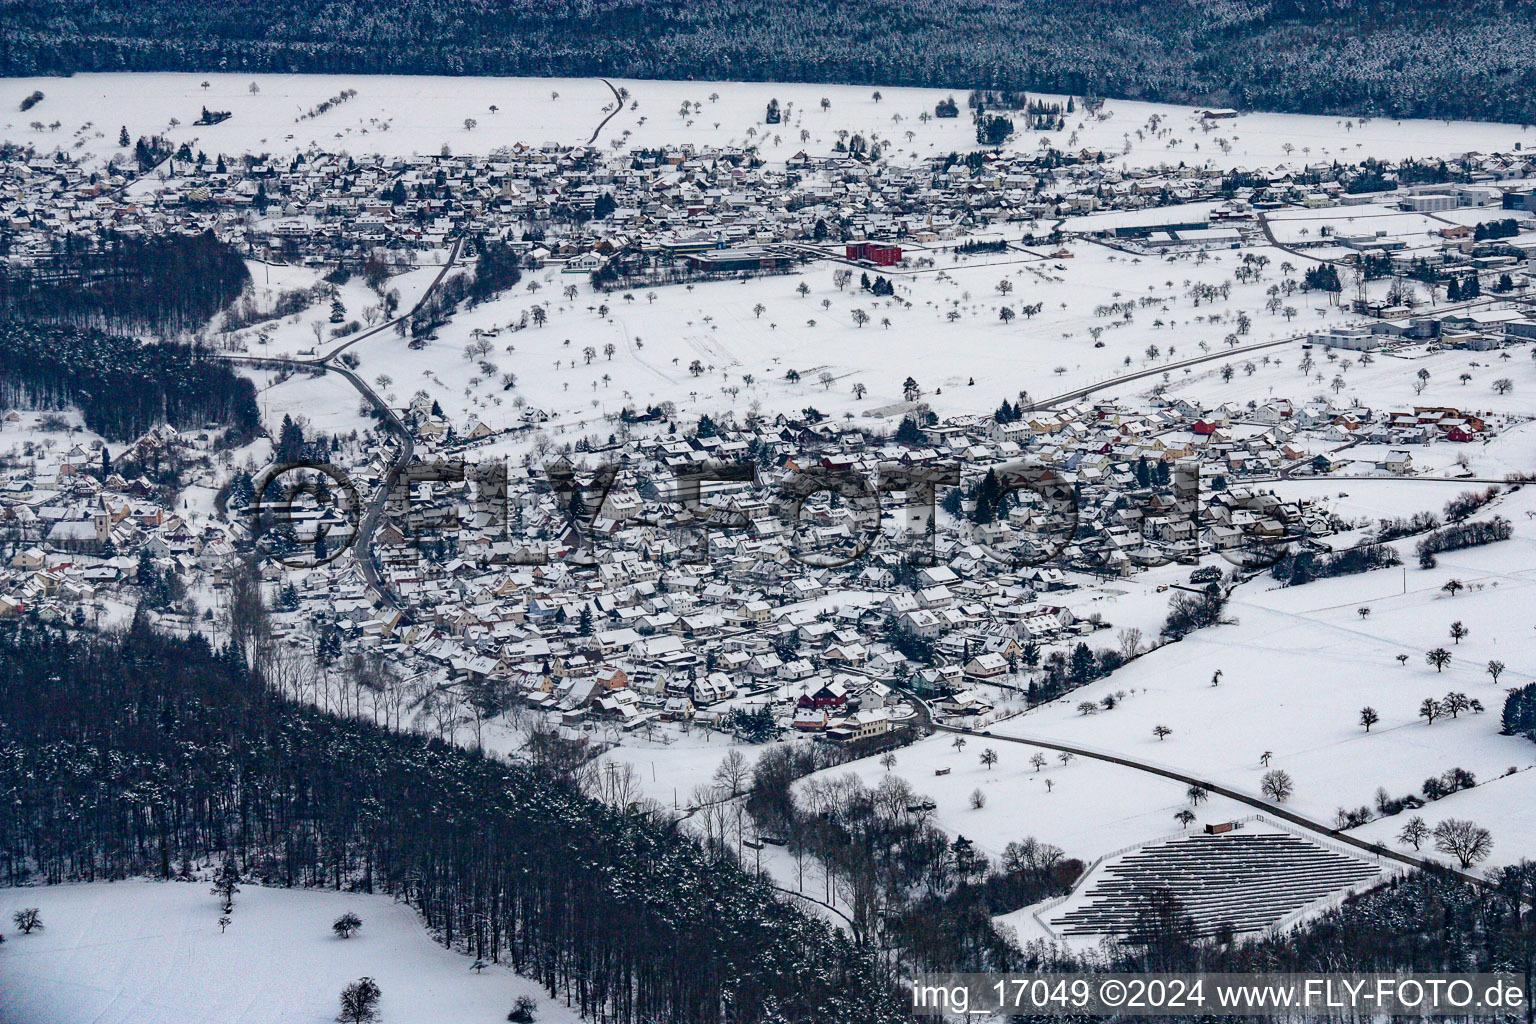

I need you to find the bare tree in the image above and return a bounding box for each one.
[337,977,381,1024]
[1261,769,1294,802]
[712,749,750,796]
[1398,816,1430,850]
[1433,819,1493,869]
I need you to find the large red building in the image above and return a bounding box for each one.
[845,241,902,266]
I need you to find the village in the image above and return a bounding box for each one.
[8,73,1536,1022]
[4,83,1536,289]
[3,80,1536,758]
[1,363,1524,745]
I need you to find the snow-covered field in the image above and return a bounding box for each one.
[801,730,1254,864]
[5,73,1532,174]
[980,488,1536,869]
[0,881,569,1024]
[276,240,1365,440]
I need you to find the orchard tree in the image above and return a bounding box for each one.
[1442,692,1471,718]
[1433,819,1493,869]
[1398,816,1430,850]
[1261,769,1294,802]
[337,977,382,1024]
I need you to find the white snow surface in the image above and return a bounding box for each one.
[0,880,571,1024]
[3,73,1531,172]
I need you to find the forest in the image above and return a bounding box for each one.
[0,230,250,335]
[1,0,1535,123]
[0,320,259,442]
[0,620,908,1024]
[0,617,1533,1016]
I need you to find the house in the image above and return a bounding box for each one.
[792,705,829,731]
[661,696,695,721]
[798,679,849,709]
[827,707,891,743]
[562,250,608,274]
[963,652,1008,678]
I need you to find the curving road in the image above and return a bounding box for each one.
[324,236,464,364]
[225,355,412,609]
[589,79,627,146]
[223,235,467,610]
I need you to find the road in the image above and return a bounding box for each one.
[223,234,467,609]
[324,236,464,364]
[225,355,413,609]
[1023,333,1301,412]
[897,688,1488,887]
[589,80,627,146]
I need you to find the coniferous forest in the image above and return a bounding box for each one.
[0,321,260,442]
[2,1,1535,123]
[0,231,250,335]
[0,621,908,1024]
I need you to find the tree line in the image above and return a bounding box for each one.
[2,0,1534,124]
[0,320,259,443]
